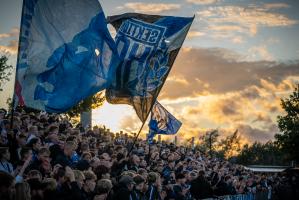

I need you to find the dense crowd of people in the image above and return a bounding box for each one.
[0,108,298,200]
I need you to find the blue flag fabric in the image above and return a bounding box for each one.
[16,0,120,112]
[106,13,194,122]
[148,102,182,143]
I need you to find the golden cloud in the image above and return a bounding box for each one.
[187,31,206,38]
[123,3,181,14]
[197,5,297,39]
[232,36,244,44]
[105,47,299,145]
[0,33,10,39]
[0,27,19,40]
[161,47,299,99]
[186,0,220,5]
[247,45,273,61]
[263,3,290,10]
[0,40,18,54]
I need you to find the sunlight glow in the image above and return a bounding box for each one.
[92,101,135,132]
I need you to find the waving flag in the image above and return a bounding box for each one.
[147,102,182,143]
[16,0,120,112]
[106,13,194,121]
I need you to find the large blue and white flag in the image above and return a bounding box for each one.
[147,102,182,143]
[106,13,194,121]
[16,0,120,112]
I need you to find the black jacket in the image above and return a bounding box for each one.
[190,176,213,199]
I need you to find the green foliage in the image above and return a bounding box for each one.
[197,129,219,155]
[0,54,13,91]
[66,92,105,118]
[218,130,241,159]
[236,141,286,165]
[197,130,241,159]
[275,84,299,162]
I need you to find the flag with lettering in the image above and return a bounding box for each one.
[106,13,194,121]
[147,102,182,143]
[16,0,120,112]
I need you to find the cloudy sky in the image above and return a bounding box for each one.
[0,0,299,144]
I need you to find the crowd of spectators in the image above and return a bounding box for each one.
[0,108,298,200]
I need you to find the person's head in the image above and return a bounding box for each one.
[99,153,111,162]
[94,165,110,180]
[37,147,50,162]
[28,125,38,135]
[0,147,10,161]
[176,173,186,184]
[225,175,232,184]
[52,165,66,183]
[27,138,42,151]
[27,170,42,181]
[66,136,78,150]
[16,133,27,147]
[148,172,160,186]
[73,170,85,189]
[27,178,44,200]
[198,170,205,178]
[0,171,15,199]
[15,182,31,200]
[20,147,32,161]
[168,161,175,169]
[168,153,175,162]
[94,179,113,200]
[137,168,148,180]
[80,143,89,153]
[130,154,140,166]
[133,175,145,192]
[119,175,135,191]
[139,159,147,168]
[64,141,75,157]
[82,152,92,162]
[98,142,106,150]
[42,178,57,191]
[83,170,97,192]
[189,171,198,181]
[48,125,59,135]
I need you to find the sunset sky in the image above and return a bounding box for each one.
[1,0,299,144]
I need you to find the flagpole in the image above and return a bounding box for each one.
[127,16,194,156]
[10,0,25,129]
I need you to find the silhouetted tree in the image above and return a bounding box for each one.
[218,130,241,159]
[66,92,105,118]
[275,84,299,163]
[197,129,219,155]
[0,54,13,91]
[236,141,286,165]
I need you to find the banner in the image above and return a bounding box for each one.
[16,0,119,112]
[147,102,182,143]
[106,13,194,121]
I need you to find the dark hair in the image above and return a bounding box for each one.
[20,147,31,160]
[94,165,109,180]
[176,173,185,180]
[27,138,40,148]
[133,175,145,185]
[53,167,65,180]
